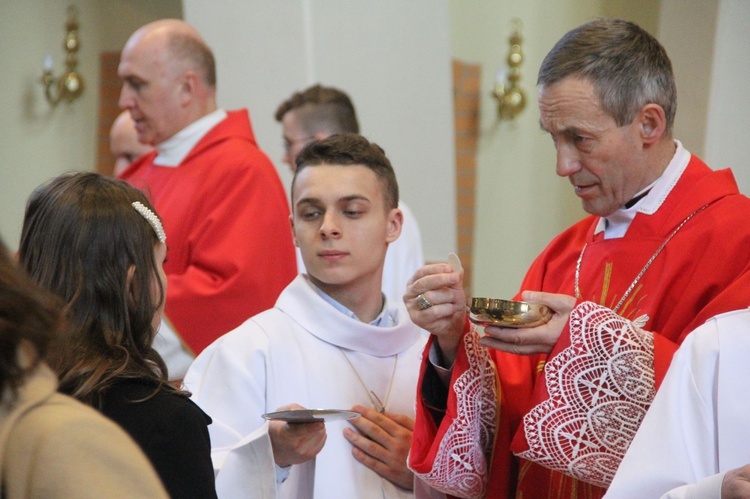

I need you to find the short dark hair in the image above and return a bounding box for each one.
[0,237,65,400]
[538,18,676,133]
[169,30,217,87]
[18,172,173,407]
[292,133,399,211]
[275,84,359,135]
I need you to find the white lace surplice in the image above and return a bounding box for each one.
[412,329,497,499]
[517,302,655,488]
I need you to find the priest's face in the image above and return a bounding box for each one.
[539,77,654,217]
[291,164,402,302]
[118,28,187,146]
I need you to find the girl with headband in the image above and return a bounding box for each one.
[18,172,217,498]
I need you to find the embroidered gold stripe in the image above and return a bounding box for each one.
[599,262,613,306]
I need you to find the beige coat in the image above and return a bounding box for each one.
[0,349,168,498]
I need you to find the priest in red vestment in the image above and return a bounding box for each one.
[118,20,297,366]
[403,19,750,499]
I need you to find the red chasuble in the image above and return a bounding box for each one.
[122,110,297,355]
[410,156,750,498]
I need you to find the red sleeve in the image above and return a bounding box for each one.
[410,321,499,499]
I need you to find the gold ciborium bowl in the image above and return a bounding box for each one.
[469,297,552,328]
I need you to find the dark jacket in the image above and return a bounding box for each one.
[100,379,217,499]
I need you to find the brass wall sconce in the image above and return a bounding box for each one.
[41,5,84,106]
[492,19,525,120]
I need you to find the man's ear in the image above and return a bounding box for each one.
[639,103,667,145]
[385,208,403,245]
[179,71,199,106]
[289,214,299,248]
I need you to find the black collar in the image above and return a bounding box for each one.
[624,189,652,209]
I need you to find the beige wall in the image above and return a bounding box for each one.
[658,0,718,160]
[0,0,180,250]
[1,0,99,249]
[183,0,457,263]
[3,0,744,289]
[703,0,750,194]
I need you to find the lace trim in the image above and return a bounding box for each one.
[517,302,655,488]
[414,327,497,498]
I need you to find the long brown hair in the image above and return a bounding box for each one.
[18,172,175,406]
[0,237,65,399]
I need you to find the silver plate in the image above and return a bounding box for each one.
[261,409,360,423]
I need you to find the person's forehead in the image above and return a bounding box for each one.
[538,79,609,130]
[293,164,381,201]
[118,32,169,76]
[281,110,305,134]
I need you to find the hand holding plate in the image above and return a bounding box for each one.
[267,403,328,467]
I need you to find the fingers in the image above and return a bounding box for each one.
[345,405,411,456]
[269,419,327,467]
[480,318,563,355]
[521,290,577,314]
[479,333,542,355]
[406,263,453,287]
[343,406,415,490]
[348,405,406,440]
[386,412,415,432]
[405,270,466,321]
[268,403,327,467]
[405,264,468,365]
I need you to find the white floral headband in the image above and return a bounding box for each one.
[132,201,167,243]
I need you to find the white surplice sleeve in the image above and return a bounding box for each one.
[605,319,720,498]
[606,312,742,499]
[184,320,277,498]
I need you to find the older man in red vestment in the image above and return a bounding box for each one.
[118,20,296,376]
[404,19,750,499]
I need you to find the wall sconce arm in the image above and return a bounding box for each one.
[492,19,526,121]
[40,5,85,106]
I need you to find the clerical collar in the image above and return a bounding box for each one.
[624,188,652,209]
[595,140,691,239]
[153,109,228,167]
[304,275,394,327]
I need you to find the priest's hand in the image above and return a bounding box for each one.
[479,290,576,355]
[268,403,327,467]
[722,464,750,498]
[344,405,415,490]
[405,263,466,367]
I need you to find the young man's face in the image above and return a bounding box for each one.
[291,164,402,301]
